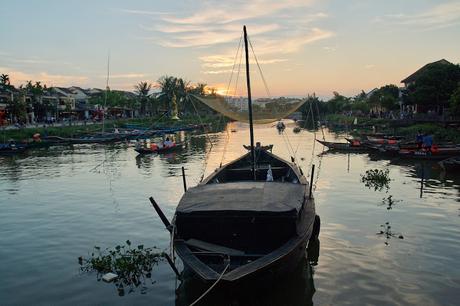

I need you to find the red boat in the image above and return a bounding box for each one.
[135,142,183,154]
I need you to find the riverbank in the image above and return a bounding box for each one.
[324,114,460,143]
[1,114,228,142]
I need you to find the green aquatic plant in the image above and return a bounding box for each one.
[377,222,404,246]
[361,168,391,192]
[79,240,165,295]
[379,195,402,210]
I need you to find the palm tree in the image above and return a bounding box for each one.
[25,81,46,122]
[0,74,10,85]
[134,81,152,116]
[157,76,197,117]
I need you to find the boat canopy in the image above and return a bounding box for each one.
[176,181,305,215]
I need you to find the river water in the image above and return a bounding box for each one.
[0,121,459,305]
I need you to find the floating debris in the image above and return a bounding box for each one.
[79,240,165,295]
[102,272,118,283]
[361,169,391,192]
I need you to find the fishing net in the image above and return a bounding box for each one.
[191,94,306,124]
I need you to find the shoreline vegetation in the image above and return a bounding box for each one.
[1,115,227,141]
[321,114,460,143]
[2,59,460,143]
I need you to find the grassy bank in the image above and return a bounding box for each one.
[1,114,227,141]
[324,114,389,127]
[324,114,460,143]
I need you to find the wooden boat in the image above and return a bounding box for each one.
[316,139,369,151]
[439,156,460,171]
[152,26,320,285]
[43,133,125,144]
[135,142,183,154]
[398,147,460,160]
[172,148,317,283]
[0,143,27,155]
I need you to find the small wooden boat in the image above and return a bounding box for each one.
[316,139,369,151]
[43,134,125,144]
[398,147,460,160]
[152,27,320,285]
[172,149,317,283]
[135,142,183,154]
[439,156,460,171]
[0,143,27,155]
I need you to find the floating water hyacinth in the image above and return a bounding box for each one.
[379,195,402,210]
[361,169,391,192]
[377,222,404,246]
[79,240,165,296]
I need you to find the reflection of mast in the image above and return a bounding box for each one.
[102,51,110,133]
[243,26,256,180]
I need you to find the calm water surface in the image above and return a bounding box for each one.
[1,121,459,305]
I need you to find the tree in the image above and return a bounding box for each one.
[7,86,28,123]
[134,81,152,115]
[0,74,10,85]
[157,76,193,117]
[449,85,460,115]
[404,62,460,113]
[368,84,400,111]
[326,92,351,113]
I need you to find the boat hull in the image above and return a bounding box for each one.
[135,143,183,154]
[316,139,369,152]
[174,227,312,285]
[178,235,308,286]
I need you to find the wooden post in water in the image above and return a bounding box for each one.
[309,164,315,199]
[243,25,256,181]
[181,166,187,192]
[420,165,424,198]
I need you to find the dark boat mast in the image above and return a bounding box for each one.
[243,25,256,180]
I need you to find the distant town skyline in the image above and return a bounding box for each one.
[1,0,460,98]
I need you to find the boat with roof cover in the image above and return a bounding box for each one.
[150,26,320,284]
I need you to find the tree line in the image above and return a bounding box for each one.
[301,61,460,118]
[0,74,216,123]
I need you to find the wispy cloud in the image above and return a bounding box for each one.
[122,0,334,89]
[101,73,148,79]
[378,1,460,30]
[365,64,375,69]
[0,67,88,87]
[153,23,280,48]
[323,46,337,52]
[116,9,170,16]
[252,28,334,54]
[202,69,234,75]
[160,0,314,25]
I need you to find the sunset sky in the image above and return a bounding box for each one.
[1,0,459,98]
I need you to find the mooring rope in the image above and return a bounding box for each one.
[189,260,230,306]
[248,37,271,98]
[189,96,217,182]
[220,124,231,167]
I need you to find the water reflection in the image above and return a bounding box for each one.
[377,222,404,246]
[176,240,320,306]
